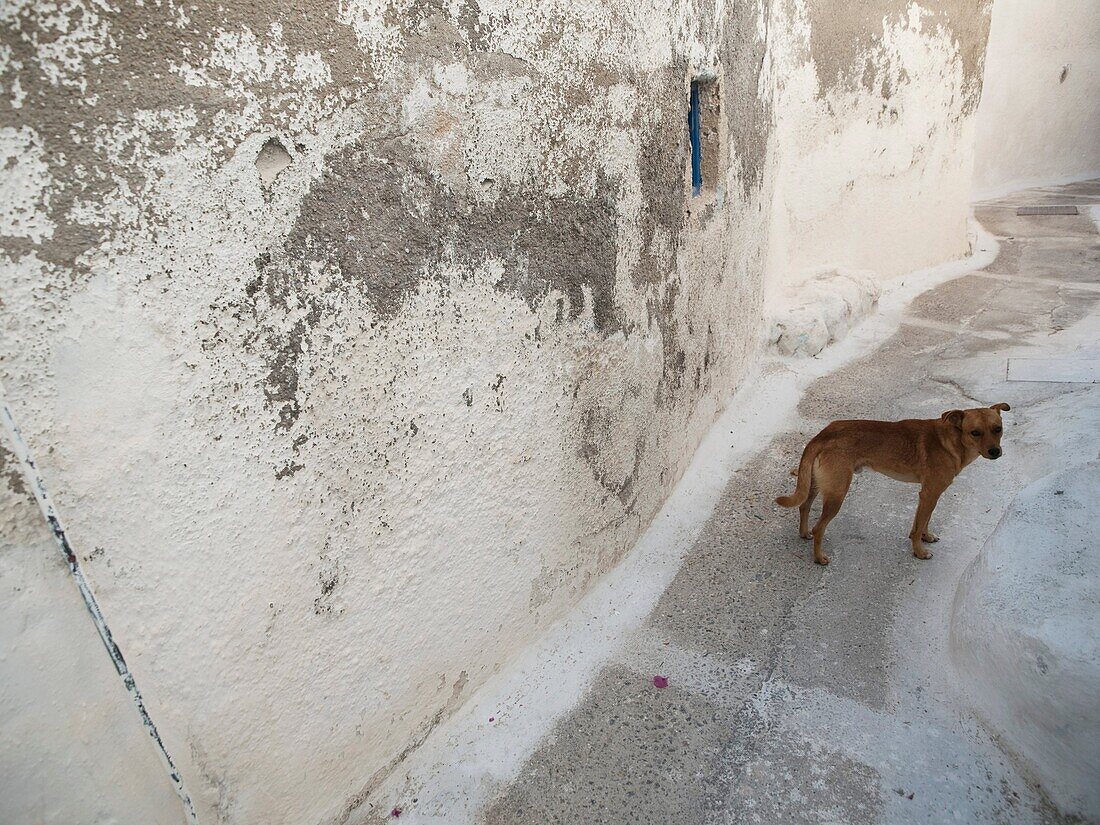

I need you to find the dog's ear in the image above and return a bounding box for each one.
[941,409,964,428]
[990,402,1011,412]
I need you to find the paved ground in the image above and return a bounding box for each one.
[482,182,1100,824]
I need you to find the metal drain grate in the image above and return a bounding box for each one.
[1016,205,1079,216]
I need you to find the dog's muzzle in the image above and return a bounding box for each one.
[988,447,1002,459]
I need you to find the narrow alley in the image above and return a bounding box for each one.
[3,1,1099,821]
[378,182,1099,825]
[481,182,1100,824]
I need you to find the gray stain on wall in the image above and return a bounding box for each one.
[0,2,373,279]
[263,131,621,328]
[805,0,993,111]
[0,442,29,498]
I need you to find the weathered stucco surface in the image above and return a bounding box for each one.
[2,2,771,822]
[0,1,1000,822]
[765,0,993,306]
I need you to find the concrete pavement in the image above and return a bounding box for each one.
[482,181,1100,824]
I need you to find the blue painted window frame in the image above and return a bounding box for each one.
[689,80,702,197]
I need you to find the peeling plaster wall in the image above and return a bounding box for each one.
[1,2,772,822]
[765,0,993,306]
[0,1,998,822]
[972,0,1100,198]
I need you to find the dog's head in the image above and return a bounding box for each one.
[941,403,1011,459]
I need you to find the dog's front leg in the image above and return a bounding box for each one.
[909,485,944,560]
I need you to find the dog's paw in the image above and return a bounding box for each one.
[800,530,813,540]
[922,532,939,543]
[814,553,830,565]
[913,548,933,560]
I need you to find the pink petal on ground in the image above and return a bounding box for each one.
[488,716,495,723]
[390,807,402,818]
[653,675,669,689]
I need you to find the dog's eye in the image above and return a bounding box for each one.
[992,426,1002,434]
[970,430,982,437]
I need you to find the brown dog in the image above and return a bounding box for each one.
[776,404,1011,564]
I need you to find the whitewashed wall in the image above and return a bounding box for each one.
[765,0,992,308]
[1,2,771,822]
[0,1,1014,823]
[0,432,186,823]
[973,0,1100,198]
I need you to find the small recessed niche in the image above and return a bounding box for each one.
[688,76,720,197]
[256,137,293,187]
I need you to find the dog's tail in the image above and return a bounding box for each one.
[775,440,822,507]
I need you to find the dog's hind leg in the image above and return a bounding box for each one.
[810,467,851,565]
[798,475,818,540]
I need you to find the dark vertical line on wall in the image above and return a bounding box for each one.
[689,80,703,196]
[1,393,198,824]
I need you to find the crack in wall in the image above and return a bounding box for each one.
[0,388,197,825]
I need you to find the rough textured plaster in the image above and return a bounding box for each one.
[1,1,770,822]
[0,0,998,822]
